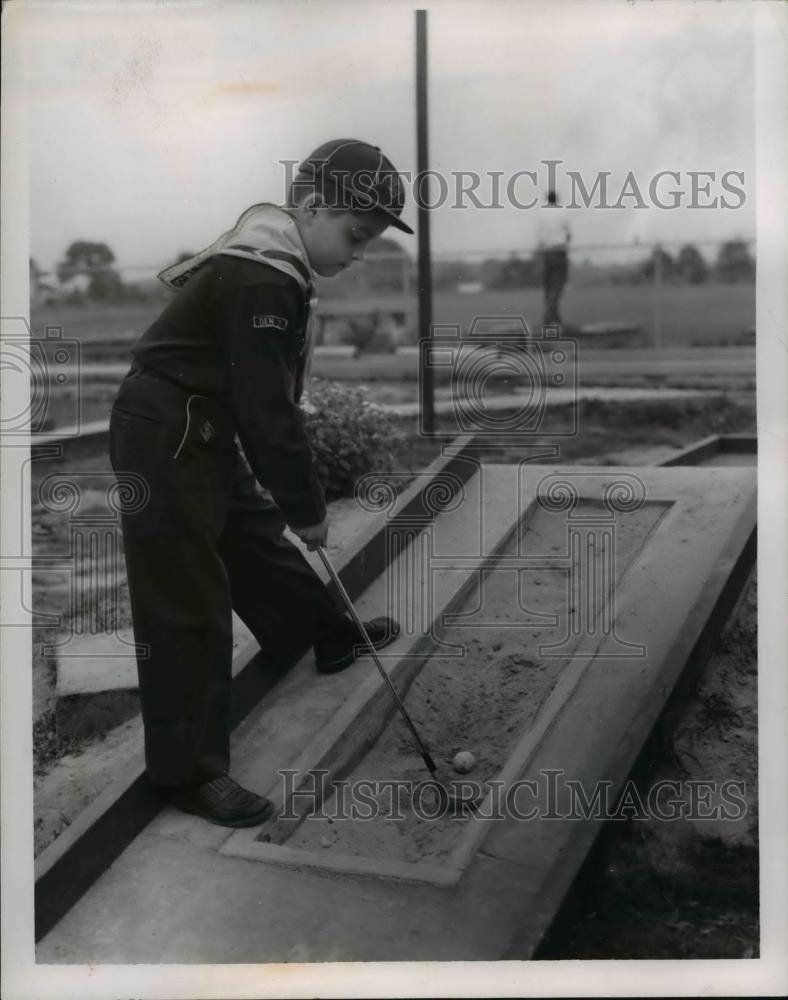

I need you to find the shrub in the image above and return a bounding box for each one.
[366,325,399,354]
[343,316,377,354]
[302,379,406,500]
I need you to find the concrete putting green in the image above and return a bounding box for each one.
[285,498,666,867]
[37,463,756,962]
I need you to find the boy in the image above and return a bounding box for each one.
[109,139,412,827]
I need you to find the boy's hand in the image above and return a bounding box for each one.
[292,516,328,551]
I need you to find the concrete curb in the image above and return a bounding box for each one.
[658,433,757,466]
[527,489,756,958]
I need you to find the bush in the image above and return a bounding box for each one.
[366,325,399,354]
[302,379,406,500]
[343,316,377,354]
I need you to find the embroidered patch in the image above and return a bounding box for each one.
[253,315,288,331]
[200,420,215,442]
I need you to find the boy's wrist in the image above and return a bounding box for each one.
[278,496,327,530]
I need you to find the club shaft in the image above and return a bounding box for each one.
[316,546,437,774]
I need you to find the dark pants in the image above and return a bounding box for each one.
[109,364,354,786]
[542,249,569,326]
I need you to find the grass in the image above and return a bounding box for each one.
[31,289,755,434]
[432,282,754,346]
[31,281,753,350]
[31,301,164,342]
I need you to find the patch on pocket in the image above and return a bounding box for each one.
[200,419,215,442]
[253,315,288,331]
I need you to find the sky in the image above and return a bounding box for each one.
[11,0,756,277]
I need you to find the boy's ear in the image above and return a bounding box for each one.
[299,192,317,216]
[299,192,331,216]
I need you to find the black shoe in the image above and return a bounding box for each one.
[314,616,400,674]
[172,775,274,828]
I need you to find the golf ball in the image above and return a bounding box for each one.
[452,750,476,774]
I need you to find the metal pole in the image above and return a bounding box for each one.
[653,242,663,351]
[416,9,434,434]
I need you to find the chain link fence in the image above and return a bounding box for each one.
[30,237,755,352]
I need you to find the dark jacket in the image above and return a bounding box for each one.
[131,255,325,528]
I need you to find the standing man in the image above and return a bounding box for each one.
[537,189,571,327]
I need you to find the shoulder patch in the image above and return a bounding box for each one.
[253,314,289,331]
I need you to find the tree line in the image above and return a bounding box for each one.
[30,237,755,305]
[434,240,755,291]
[29,244,197,306]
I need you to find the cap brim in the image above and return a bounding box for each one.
[323,178,415,234]
[378,208,414,235]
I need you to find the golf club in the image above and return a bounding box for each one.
[315,544,481,812]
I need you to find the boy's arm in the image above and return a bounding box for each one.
[216,277,327,529]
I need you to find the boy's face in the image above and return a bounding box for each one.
[295,201,391,277]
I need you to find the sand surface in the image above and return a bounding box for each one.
[287,499,665,863]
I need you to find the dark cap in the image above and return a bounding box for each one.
[297,138,414,234]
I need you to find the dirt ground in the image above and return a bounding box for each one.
[537,571,758,959]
